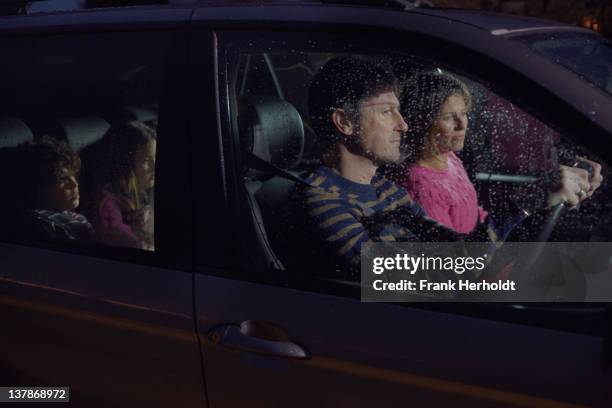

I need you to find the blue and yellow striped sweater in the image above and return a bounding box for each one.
[300,166,427,267]
[279,165,520,278]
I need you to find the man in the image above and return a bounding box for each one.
[280,56,601,278]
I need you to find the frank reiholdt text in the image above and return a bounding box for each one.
[372,279,516,292]
[370,254,516,292]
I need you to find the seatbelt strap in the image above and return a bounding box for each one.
[242,150,314,189]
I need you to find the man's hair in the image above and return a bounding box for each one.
[308,56,398,148]
[400,72,472,163]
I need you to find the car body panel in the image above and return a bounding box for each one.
[0,243,207,407]
[195,274,609,407]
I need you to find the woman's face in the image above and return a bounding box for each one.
[40,168,80,211]
[133,139,156,191]
[428,93,469,154]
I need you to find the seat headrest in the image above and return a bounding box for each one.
[240,96,304,171]
[0,117,33,147]
[123,106,157,124]
[58,116,111,151]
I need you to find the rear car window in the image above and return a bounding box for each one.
[0,31,168,252]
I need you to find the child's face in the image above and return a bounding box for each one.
[40,168,80,211]
[133,139,156,191]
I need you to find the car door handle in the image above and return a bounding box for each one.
[207,320,309,360]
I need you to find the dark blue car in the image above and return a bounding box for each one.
[0,1,611,406]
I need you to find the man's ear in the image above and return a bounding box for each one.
[331,108,354,136]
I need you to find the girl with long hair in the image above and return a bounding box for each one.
[89,121,156,250]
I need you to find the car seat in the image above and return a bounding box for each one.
[56,116,111,151]
[106,105,158,128]
[124,105,157,124]
[0,117,33,147]
[240,95,305,271]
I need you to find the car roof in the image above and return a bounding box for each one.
[412,8,571,32]
[411,8,592,36]
[0,5,192,32]
[0,2,592,35]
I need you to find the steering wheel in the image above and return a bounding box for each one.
[509,203,587,301]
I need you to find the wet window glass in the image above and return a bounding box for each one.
[512,32,612,95]
[0,32,167,251]
[228,42,611,279]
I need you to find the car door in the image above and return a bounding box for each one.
[191,21,612,408]
[0,18,207,408]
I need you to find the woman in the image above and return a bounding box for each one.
[88,121,156,250]
[3,137,96,242]
[396,72,487,233]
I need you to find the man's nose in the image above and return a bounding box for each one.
[396,113,409,132]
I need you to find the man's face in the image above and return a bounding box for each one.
[355,91,408,165]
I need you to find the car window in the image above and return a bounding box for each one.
[511,31,612,95]
[219,34,611,297]
[0,31,169,253]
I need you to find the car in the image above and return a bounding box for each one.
[0,1,611,407]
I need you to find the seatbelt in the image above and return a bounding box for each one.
[242,149,314,189]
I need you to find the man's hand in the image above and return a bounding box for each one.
[577,157,603,198]
[547,165,591,207]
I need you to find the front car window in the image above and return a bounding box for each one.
[511,31,612,95]
[222,35,611,304]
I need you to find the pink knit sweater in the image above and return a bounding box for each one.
[93,191,141,249]
[398,152,487,233]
